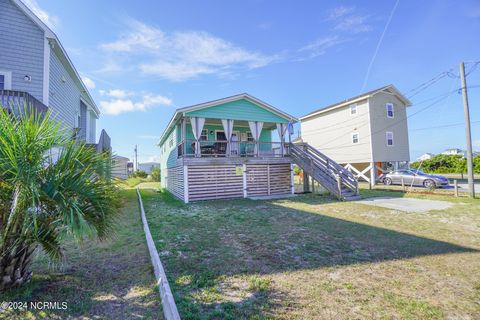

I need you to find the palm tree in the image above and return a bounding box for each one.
[0,106,118,292]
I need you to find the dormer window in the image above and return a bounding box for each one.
[386,103,394,118]
[350,104,357,115]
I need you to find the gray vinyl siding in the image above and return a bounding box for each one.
[49,50,81,133]
[369,92,410,162]
[89,110,96,143]
[0,0,44,101]
[300,99,373,164]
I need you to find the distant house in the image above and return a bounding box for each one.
[441,148,466,157]
[112,156,130,180]
[138,162,160,174]
[418,153,435,161]
[0,0,109,150]
[299,85,412,186]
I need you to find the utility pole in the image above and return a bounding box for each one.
[460,62,475,198]
[134,144,138,172]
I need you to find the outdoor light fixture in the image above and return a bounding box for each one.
[24,75,31,82]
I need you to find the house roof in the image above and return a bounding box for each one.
[300,85,412,121]
[158,93,298,145]
[12,0,100,116]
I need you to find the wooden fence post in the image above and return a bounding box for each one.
[401,178,405,192]
[454,179,458,197]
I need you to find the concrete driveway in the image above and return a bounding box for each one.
[356,197,453,213]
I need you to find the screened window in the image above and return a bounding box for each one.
[352,133,359,144]
[386,131,394,146]
[200,129,208,141]
[386,103,394,118]
[350,104,357,115]
[0,75,4,90]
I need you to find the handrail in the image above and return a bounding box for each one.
[0,90,48,114]
[289,143,358,198]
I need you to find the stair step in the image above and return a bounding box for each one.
[343,195,362,201]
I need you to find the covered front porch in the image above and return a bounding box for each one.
[176,117,292,158]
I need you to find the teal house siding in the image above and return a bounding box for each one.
[185,99,288,123]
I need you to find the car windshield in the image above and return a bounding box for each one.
[410,169,428,175]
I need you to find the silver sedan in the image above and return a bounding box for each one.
[379,170,449,188]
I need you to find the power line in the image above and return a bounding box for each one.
[410,120,480,132]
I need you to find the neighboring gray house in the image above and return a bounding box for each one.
[418,153,435,161]
[138,162,160,175]
[0,0,105,146]
[299,85,412,186]
[441,148,466,157]
[112,155,130,180]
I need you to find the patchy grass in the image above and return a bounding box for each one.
[141,189,480,319]
[1,190,162,320]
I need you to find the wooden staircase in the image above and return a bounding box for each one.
[289,143,361,201]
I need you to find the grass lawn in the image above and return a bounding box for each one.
[0,189,162,320]
[140,188,480,319]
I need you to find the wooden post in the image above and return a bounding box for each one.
[243,164,247,198]
[311,178,315,193]
[401,178,405,192]
[290,163,295,194]
[337,175,342,200]
[454,179,458,197]
[303,173,310,193]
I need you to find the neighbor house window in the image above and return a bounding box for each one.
[386,103,394,118]
[200,129,208,141]
[352,133,359,144]
[0,71,12,90]
[386,131,394,146]
[350,104,357,115]
[246,131,254,142]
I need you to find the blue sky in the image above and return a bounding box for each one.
[26,0,480,162]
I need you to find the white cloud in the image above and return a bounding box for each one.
[81,76,96,90]
[99,20,278,81]
[328,6,371,34]
[22,0,59,29]
[138,135,159,140]
[99,91,172,116]
[329,6,355,20]
[298,36,347,59]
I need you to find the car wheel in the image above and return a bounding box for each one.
[423,179,436,188]
[384,177,393,185]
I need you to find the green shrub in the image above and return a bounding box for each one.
[151,167,161,182]
[411,154,480,174]
[131,170,148,178]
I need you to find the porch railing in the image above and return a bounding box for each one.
[177,139,289,158]
[0,90,48,114]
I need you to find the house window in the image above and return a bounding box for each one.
[352,132,359,144]
[0,71,12,90]
[200,129,208,141]
[386,131,394,146]
[246,131,254,142]
[350,104,357,115]
[386,103,394,118]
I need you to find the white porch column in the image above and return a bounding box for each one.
[181,118,186,156]
[370,161,376,188]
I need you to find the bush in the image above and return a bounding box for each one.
[411,154,480,174]
[131,170,147,178]
[293,165,302,176]
[151,167,161,182]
